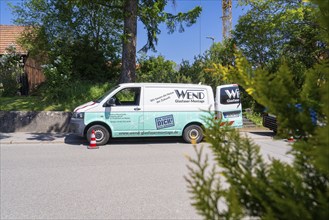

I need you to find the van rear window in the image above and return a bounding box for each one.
[220,86,240,105]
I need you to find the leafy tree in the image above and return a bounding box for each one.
[12,0,123,81]
[206,40,236,67]
[0,46,24,96]
[119,0,202,83]
[136,55,177,82]
[176,40,239,90]
[12,0,202,84]
[75,0,202,83]
[178,56,204,83]
[173,42,230,87]
[233,0,326,89]
[136,49,234,86]
[186,1,329,219]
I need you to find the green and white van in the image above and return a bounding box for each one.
[70,83,242,145]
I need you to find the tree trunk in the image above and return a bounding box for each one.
[119,0,137,83]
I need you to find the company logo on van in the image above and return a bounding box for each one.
[220,87,240,104]
[225,89,240,99]
[155,115,175,130]
[175,90,205,103]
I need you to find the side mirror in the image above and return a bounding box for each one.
[104,97,116,107]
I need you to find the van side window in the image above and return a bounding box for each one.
[113,87,141,106]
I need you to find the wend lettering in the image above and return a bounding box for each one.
[225,89,240,99]
[175,90,205,100]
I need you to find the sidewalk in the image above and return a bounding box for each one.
[0,132,84,144]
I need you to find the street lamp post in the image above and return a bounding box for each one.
[206,36,215,44]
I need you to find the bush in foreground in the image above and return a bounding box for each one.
[185,113,328,219]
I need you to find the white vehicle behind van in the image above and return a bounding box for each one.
[70,83,242,145]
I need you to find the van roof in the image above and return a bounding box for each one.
[119,82,212,88]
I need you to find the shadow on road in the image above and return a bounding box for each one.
[109,137,185,145]
[64,134,186,146]
[64,134,87,145]
[0,133,11,140]
[27,133,67,141]
[249,131,275,137]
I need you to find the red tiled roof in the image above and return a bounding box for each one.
[0,25,27,55]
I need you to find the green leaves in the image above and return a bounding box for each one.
[186,1,328,219]
[186,113,328,219]
[0,46,23,97]
[233,0,325,79]
[12,0,123,81]
[165,6,202,34]
[138,0,202,52]
[136,55,177,82]
[185,145,225,220]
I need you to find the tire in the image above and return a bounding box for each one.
[183,124,203,143]
[86,125,110,146]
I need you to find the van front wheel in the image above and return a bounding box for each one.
[86,125,110,146]
[183,125,203,143]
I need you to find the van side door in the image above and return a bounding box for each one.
[104,86,143,137]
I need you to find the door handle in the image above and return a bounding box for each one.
[134,107,141,111]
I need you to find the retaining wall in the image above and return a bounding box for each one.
[0,111,72,133]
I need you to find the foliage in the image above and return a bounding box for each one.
[136,55,178,82]
[0,46,24,97]
[243,111,263,126]
[207,0,329,136]
[136,55,214,84]
[136,45,236,86]
[138,0,202,53]
[227,53,327,137]
[40,56,72,101]
[11,0,122,81]
[232,0,326,89]
[229,0,328,113]
[176,40,237,89]
[75,0,202,83]
[186,110,328,219]
[11,0,202,85]
[175,40,259,110]
[186,1,329,219]
[122,0,202,83]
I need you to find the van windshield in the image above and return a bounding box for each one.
[94,85,120,103]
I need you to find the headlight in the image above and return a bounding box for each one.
[73,112,84,119]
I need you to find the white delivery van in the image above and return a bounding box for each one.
[70,83,242,145]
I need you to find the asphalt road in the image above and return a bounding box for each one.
[0,131,292,220]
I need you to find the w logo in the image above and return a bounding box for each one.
[225,89,240,99]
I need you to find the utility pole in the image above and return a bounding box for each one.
[222,0,232,40]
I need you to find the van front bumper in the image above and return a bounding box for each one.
[69,118,86,137]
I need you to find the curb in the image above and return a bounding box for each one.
[0,140,65,145]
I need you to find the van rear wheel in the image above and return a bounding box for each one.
[183,124,203,143]
[86,125,110,146]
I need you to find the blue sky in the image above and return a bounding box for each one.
[0,0,248,64]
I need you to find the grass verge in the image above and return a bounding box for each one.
[0,81,114,111]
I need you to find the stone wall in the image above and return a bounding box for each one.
[0,111,72,133]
